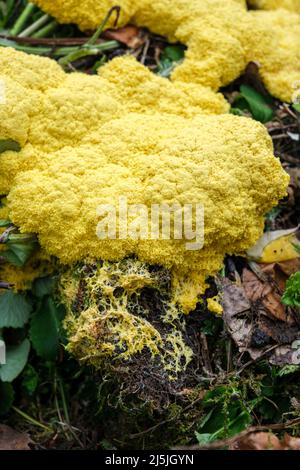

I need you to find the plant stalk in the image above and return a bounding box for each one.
[32,21,58,39]
[10,2,36,36]
[18,13,50,38]
[87,6,120,45]
[0,38,119,57]
[12,406,53,432]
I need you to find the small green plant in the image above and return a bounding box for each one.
[231,84,274,123]
[282,272,300,309]
[0,272,65,415]
[157,44,186,78]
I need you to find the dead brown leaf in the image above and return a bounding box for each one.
[221,276,300,364]
[282,434,300,450]
[231,432,300,450]
[0,424,31,450]
[243,267,287,322]
[103,25,146,48]
[222,278,252,351]
[230,432,282,450]
[242,259,300,323]
[277,258,300,277]
[269,344,300,366]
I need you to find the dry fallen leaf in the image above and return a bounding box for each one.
[230,432,282,450]
[282,434,300,450]
[231,432,300,450]
[103,25,146,48]
[242,266,288,323]
[0,424,31,450]
[221,274,300,364]
[242,259,300,323]
[247,227,300,263]
[221,278,252,351]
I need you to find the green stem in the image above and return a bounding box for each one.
[87,6,120,45]
[58,378,70,424]
[32,20,58,39]
[59,8,120,68]
[10,3,36,36]
[58,48,103,66]
[12,406,53,432]
[0,39,119,57]
[18,13,50,38]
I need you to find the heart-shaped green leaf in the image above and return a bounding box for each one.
[30,297,64,361]
[0,291,32,328]
[0,339,30,382]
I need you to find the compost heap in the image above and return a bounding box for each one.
[0,0,297,386]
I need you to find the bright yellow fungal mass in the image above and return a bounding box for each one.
[0,1,295,378]
[0,46,288,313]
[31,0,300,102]
[207,296,223,316]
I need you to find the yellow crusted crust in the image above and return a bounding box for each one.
[0,47,289,311]
[31,0,300,102]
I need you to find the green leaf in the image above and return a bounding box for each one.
[277,365,300,377]
[2,233,38,267]
[21,364,38,395]
[0,382,14,414]
[237,85,274,123]
[0,219,11,227]
[230,107,247,117]
[32,277,56,299]
[157,45,185,78]
[0,291,32,328]
[162,45,185,62]
[293,243,300,255]
[195,432,216,446]
[0,339,30,382]
[293,103,300,113]
[282,271,300,309]
[30,297,64,361]
[0,139,21,154]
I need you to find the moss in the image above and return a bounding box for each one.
[62,259,193,381]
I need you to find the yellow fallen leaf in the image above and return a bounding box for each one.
[247,227,300,263]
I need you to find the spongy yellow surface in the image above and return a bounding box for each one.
[0,47,288,312]
[31,0,300,102]
[207,296,223,316]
